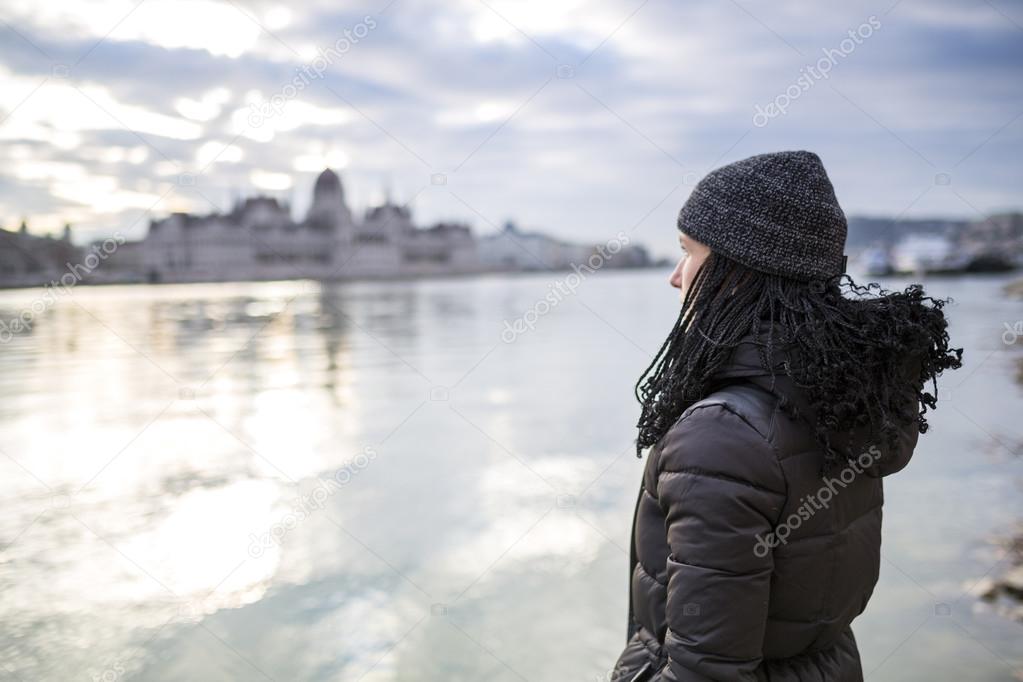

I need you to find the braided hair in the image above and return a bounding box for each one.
[634,251,963,473]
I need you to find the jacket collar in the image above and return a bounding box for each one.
[709,320,801,382]
[705,323,917,478]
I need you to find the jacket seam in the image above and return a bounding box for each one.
[680,401,771,444]
[635,559,668,588]
[663,627,758,666]
[776,502,882,547]
[638,628,667,664]
[668,553,774,578]
[658,466,785,496]
[662,402,790,524]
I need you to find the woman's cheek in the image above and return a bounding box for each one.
[682,260,697,291]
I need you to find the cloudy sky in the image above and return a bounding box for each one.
[1,0,1021,255]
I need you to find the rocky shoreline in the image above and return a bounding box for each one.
[979,277,1023,635]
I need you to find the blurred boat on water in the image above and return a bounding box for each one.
[857,235,1018,277]
[860,246,895,277]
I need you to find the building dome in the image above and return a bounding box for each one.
[313,168,343,202]
[307,168,352,230]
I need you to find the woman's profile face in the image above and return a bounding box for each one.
[668,232,711,303]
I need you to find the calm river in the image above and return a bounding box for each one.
[0,269,1021,681]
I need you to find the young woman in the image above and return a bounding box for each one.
[612,151,962,682]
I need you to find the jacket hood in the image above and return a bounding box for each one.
[708,328,919,477]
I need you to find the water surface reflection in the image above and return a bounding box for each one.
[0,272,1020,680]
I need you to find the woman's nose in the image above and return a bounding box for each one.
[669,260,684,289]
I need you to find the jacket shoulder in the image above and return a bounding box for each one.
[656,391,785,494]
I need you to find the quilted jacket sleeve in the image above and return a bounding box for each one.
[653,403,787,682]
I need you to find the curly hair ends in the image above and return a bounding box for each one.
[634,252,964,474]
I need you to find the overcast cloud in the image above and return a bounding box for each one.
[1,0,1021,255]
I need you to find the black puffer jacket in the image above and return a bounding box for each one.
[613,335,920,682]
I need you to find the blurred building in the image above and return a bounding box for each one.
[478,221,590,271]
[0,222,80,287]
[959,213,1023,263]
[1,170,657,288]
[141,169,483,283]
[477,221,651,271]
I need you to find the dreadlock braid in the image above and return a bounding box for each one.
[635,252,963,474]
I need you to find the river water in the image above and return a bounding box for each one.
[0,270,1021,681]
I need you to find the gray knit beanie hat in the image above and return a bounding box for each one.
[677,150,847,281]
